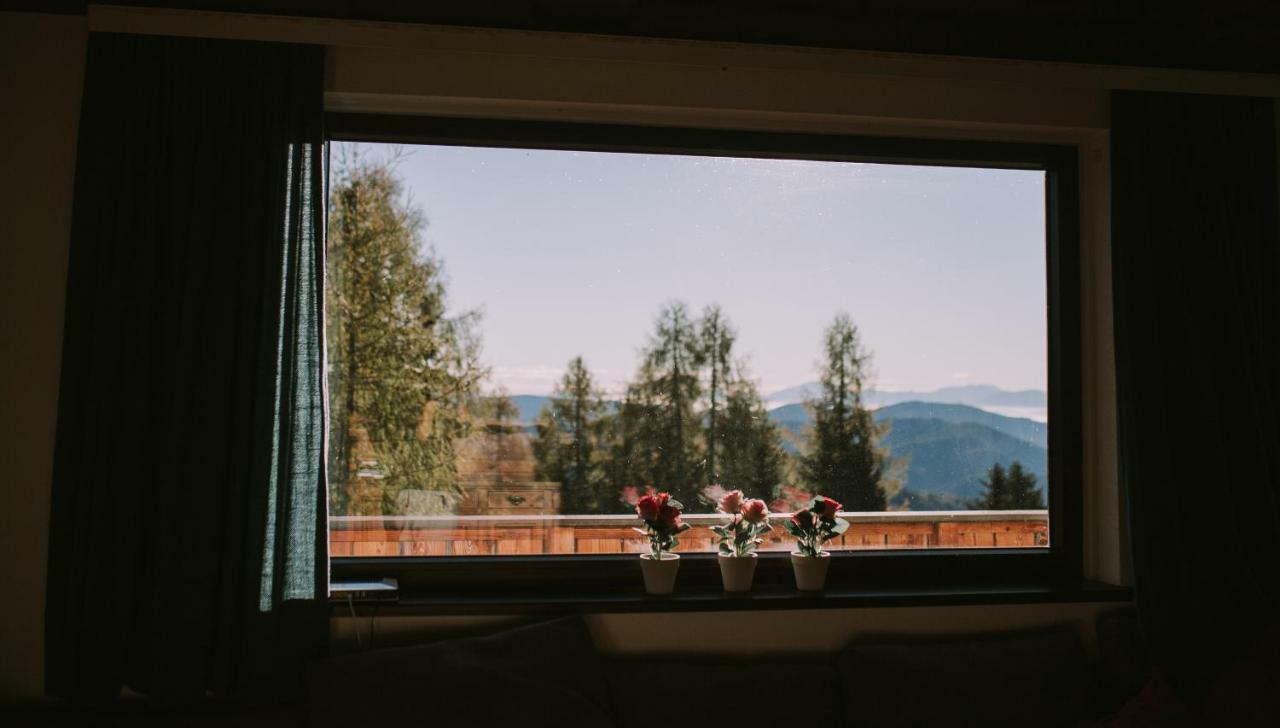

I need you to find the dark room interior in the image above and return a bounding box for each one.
[1,2,1278,726]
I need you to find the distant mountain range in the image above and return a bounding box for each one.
[511,394,558,425]
[769,400,1046,502]
[769,399,1046,449]
[766,382,1047,416]
[507,386,1047,505]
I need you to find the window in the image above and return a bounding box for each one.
[326,117,1081,592]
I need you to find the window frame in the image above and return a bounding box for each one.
[325,112,1084,604]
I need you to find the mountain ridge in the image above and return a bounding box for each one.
[768,400,1047,500]
[506,390,1047,503]
[765,382,1047,415]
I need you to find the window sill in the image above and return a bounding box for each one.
[332,579,1130,616]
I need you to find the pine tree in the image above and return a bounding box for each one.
[717,376,787,501]
[693,306,786,502]
[623,302,706,508]
[968,463,1010,510]
[603,387,653,511]
[700,305,735,486]
[470,387,519,423]
[532,357,610,513]
[326,153,486,516]
[799,312,891,511]
[1005,461,1045,509]
[967,461,1045,509]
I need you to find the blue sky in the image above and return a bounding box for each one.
[338,142,1047,399]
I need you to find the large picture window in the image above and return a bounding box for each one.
[323,119,1080,585]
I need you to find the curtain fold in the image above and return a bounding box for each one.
[1111,91,1280,696]
[46,32,328,704]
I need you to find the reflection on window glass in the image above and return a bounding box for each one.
[326,143,1050,557]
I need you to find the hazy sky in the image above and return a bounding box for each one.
[338,142,1047,398]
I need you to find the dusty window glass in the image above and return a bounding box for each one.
[325,143,1050,558]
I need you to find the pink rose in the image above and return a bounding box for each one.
[816,496,842,521]
[718,489,744,515]
[742,499,769,523]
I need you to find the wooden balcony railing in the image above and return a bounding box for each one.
[329,511,1049,557]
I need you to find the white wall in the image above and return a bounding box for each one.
[0,11,86,702]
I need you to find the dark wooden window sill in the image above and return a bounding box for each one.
[332,579,1130,616]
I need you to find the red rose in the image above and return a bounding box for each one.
[657,504,682,530]
[816,496,842,521]
[636,495,661,522]
[792,509,815,530]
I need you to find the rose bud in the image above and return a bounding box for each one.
[657,504,682,529]
[636,495,661,522]
[718,489,745,515]
[742,499,770,523]
[817,497,842,521]
[792,509,815,529]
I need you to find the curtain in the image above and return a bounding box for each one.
[46,33,328,704]
[1111,91,1280,697]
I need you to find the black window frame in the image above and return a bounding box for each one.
[325,113,1084,607]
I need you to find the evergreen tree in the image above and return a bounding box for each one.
[326,154,486,516]
[533,357,610,513]
[1006,461,1045,508]
[603,387,654,511]
[967,461,1045,509]
[799,312,891,511]
[470,387,519,423]
[700,305,735,486]
[717,375,787,501]
[968,463,1010,510]
[623,302,706,508]
[693,306,786,502]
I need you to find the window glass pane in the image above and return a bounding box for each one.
[326,142,1049,558]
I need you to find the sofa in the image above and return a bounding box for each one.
[306,610,1148,728]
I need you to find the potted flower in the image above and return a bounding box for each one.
[634,491,691,595]
[711,489,772,592]
[783,495,849,591]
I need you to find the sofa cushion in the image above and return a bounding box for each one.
[307,616,615,728]
[1085,671,1196,728]
[1094,608,1150,712]
[604,654,841,728]
[836,626,1099,727]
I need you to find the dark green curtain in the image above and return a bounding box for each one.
[1112,91,1280,696]
[46,33,328,703]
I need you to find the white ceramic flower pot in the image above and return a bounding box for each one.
[718,553,758,592]
[790,551,831,592]
[639,553,680,595]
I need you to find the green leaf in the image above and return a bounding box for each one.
[719,543,732,555]
[667,499,684,510]
[755,523,773,536]
[632,527,650,536]
[831,518,850,535]
[668,537,679,550]
[675,523,692,533]
[782,520,803,537]
[711,525,726,537]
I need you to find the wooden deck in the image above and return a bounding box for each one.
[329,511,1050,557]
